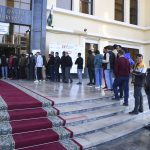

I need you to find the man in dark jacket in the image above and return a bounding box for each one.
[144,67,150,129]
[64,52,73,83]
[54,52,61,82]
[87,50,95,86]
[75,53,83,84]
[60,51,66,82]
[1,54,8,79]
[129,54,146,115]
[113,49,130,106]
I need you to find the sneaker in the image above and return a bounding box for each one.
[87,82,92,85]
[34,80,39,83]
[112,97,120,100]
[95,86,101,89]
[123,103,128,106]
[129,111,139,115]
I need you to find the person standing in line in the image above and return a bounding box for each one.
[113,49,130,106]
[94,50,103,89]
[60,51,66,82]
[75,53,83,85]
[129,54,147,114]
[19,54,27,79]
[87,50,95,86]
[42,55,47,81]
[54,52,61,82]
[144,65,150,129]
[34,52,43,83]
[103,46,116,91]
[1,54,8,79]
[64,52,73,83]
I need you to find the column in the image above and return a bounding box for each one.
[124,0,130,24]
[72,0,80,12]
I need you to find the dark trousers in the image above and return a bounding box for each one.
[147,94,150,110]
[49,65,55,80]
[55,67,60,82]
[113,76,129,104]
[134,86,143,112]
[88,68,95,84]
[37,67,42,80]
[65,67,72,83]
[61,68,65,82]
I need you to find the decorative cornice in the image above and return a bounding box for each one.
[47,7,150,31]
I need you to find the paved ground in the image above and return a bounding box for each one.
[96,129,150,150]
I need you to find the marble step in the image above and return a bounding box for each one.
[56,99,121,115]
[61,104,128,126]
[68,106,150,138]
[74,111,150,149]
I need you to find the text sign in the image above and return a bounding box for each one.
[0,5,32,25]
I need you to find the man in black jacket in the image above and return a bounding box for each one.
[75,53,83,84]
[60,51,66,82]
[129,54,146,115]
[64,52,73,83]
[144,67,150,129]
[54,52,61,82]
[87,50,95,86]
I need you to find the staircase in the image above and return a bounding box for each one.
[1,80,150,150]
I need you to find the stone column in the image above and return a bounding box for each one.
[124,0,130,24]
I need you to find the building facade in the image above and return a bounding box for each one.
[0,0,47,56]
[46,0,150,67]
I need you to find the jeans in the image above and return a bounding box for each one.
[134,86,143,112]
[1,66,8,78]
[147,94,150,110]
[77,69,83,83]
[104,69,114,89]
[95,68,103,87]
[113,76,129,104]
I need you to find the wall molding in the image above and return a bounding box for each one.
[46,26,150,45]
[47,7,150,31]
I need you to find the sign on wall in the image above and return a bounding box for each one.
[49,43,85,73]
[0,22,9,34]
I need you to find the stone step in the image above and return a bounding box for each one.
[56,99,121,115]
[68,106,149,138]
[74,111,150,149]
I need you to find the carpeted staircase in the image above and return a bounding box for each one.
[0,80,82,150]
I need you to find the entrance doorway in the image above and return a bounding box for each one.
[85,43,98,66]
[123,47,139,62]
[0,44,15,57]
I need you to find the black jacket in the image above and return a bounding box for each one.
[54,56,61,68]
[145,68,150,94]
[75,57,83,69]
[1,55,8,66]
[87,54,94,69]
[65,55,72,67]
[60,55,66,69]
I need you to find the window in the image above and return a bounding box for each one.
[130,0,138,25]
[115,0,124,22]
[56,0,72,10]
[0,0,31,10]
[80,0,93,15]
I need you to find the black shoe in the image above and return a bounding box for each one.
[70,80,73,83]
[139,110,143,113]
[77,82,82,85]
[129,111,139,115]
[123,103,128,106]
[87,82,92,85]
[64,81,69,83]
[112,97,120,100]
[144,124,150,130]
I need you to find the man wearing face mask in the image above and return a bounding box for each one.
[129,54,147,115]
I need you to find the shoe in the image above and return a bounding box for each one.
[112,97,120,100]
[70,80,73,83]
[77,82,82,85]
[129,111,139,115]
[144,124,150,130]
[95,86,100,89]
[139,110,143,113]
[92,83,95,85]
[87,83,92,85]
[64,81,69,83]
[87,83,93,87]
[102,87,107,89]
[123,103,128,106]
[34,80,39,83]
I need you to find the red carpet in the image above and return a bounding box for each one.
[0,80,82,150]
